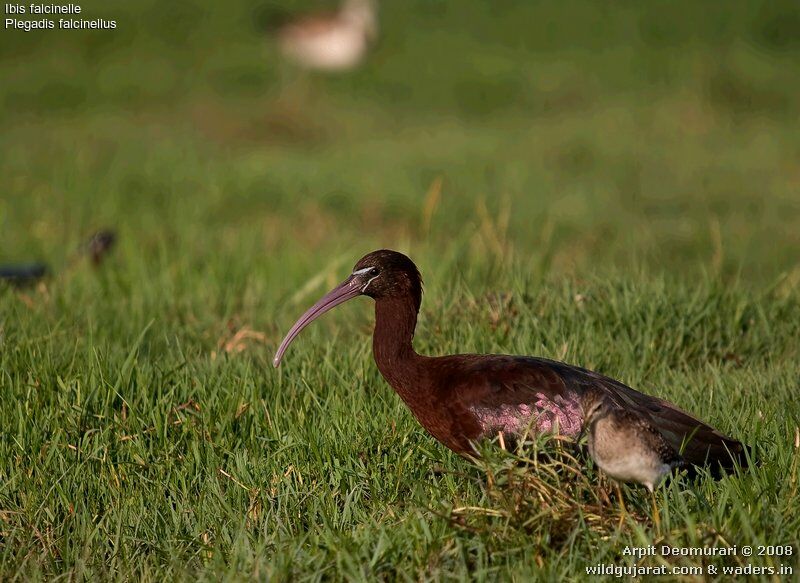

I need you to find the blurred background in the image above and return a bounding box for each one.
[1,0,799,295]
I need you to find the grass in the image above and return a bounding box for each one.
[1,0,800,579]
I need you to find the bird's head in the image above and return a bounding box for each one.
[351,249,422,302]
[272,249,422,367]
[581,387,612,425]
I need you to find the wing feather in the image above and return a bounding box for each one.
[441,355,749,473]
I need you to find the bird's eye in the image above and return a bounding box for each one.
[369,267,380,276]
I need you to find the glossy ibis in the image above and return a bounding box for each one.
[582,387,686,528]
[274,250,748,475]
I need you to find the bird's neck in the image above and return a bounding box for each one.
[372,297,423,392]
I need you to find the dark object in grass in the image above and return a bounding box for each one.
[1,228,116,287]
[83,229,117,266]
[0,263,49,287]
[273,249,751,476]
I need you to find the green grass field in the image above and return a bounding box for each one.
[2,0,800,579]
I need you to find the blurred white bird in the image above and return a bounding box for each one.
[277,0,377,72]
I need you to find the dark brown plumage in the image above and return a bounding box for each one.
[274,249,749,474]
[83,229,117,266]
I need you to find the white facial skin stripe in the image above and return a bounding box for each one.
[352,266,379,291]
[361,275,379,292]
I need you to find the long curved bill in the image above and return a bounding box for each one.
[273,276,362,367]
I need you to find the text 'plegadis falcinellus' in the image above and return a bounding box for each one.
[274,250,749,474]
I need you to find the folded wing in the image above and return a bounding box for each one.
[447,355,749,474]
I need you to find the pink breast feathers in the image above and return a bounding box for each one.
[470,392,583,440]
